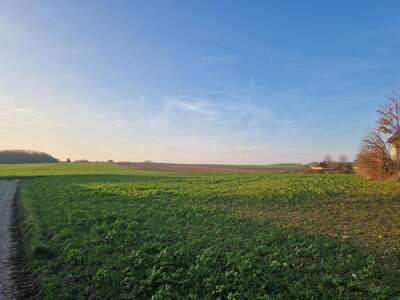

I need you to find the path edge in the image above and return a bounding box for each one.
[10,180,38,299]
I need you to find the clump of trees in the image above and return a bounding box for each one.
[354,90,400,180]
[0,150,58,164]
[308,154,353,173]
[323,154,353,173]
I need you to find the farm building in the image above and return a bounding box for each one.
[309,165,323,171]
[388,130,400,161]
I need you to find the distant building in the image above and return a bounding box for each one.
[306,164,325,173]
[310,166,323,171]
[388,130,400,160]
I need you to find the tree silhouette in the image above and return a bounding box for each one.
[0,150,58,164]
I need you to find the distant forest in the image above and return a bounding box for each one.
[0,150,58,164]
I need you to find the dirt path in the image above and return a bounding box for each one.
[0,180,19,300]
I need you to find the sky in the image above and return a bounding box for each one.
[1,1,400,164]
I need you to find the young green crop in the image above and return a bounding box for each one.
[19,172,400,299]
[0,162,148,177]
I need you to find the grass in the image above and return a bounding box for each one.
[12,164,400,299]
[0,162,143,177]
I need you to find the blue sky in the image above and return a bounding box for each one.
[1,1,399,163]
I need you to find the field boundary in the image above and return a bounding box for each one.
[119,162,306,173]
[10,180,38,299]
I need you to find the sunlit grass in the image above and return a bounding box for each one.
[0,162,146,177]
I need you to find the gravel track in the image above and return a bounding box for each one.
[0,180,19,300]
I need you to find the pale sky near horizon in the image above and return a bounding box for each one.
[1,1,399,164]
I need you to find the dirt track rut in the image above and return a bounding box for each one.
[0,180,19,300]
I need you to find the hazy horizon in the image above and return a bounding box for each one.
[1,1,399,164]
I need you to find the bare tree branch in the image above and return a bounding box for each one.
[378,89,400,135]
[355,128,393,179]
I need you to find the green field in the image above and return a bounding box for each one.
[0,162,143,177]
[4,163,400,299]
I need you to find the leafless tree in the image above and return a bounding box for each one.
[355,90,400,179]
[338,154,348,163]
[323,154,333,163]
[354,129,393,179]
[378,89,400,135]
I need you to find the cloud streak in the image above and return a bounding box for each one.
[196,54,240,65]
[129,56,139,73]
[0,105,67,129]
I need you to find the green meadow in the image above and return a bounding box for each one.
[2,163,399,299]
[0,162,142,177]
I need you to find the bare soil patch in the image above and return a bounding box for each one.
[119,162,305,173]
[0,180,36,300]
[0,180,18,299]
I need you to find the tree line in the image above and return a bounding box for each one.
[0,150,58,164]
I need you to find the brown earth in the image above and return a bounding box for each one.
[118,162,305,173]
[0,180,19,300]
[0,180,36,300]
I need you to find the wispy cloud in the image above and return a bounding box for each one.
[118,90,295,141]
[165,97,216,118]
[146,96,218,131]
[0,105,67,129]
[196,54,240,65]
[129,56,139,73]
